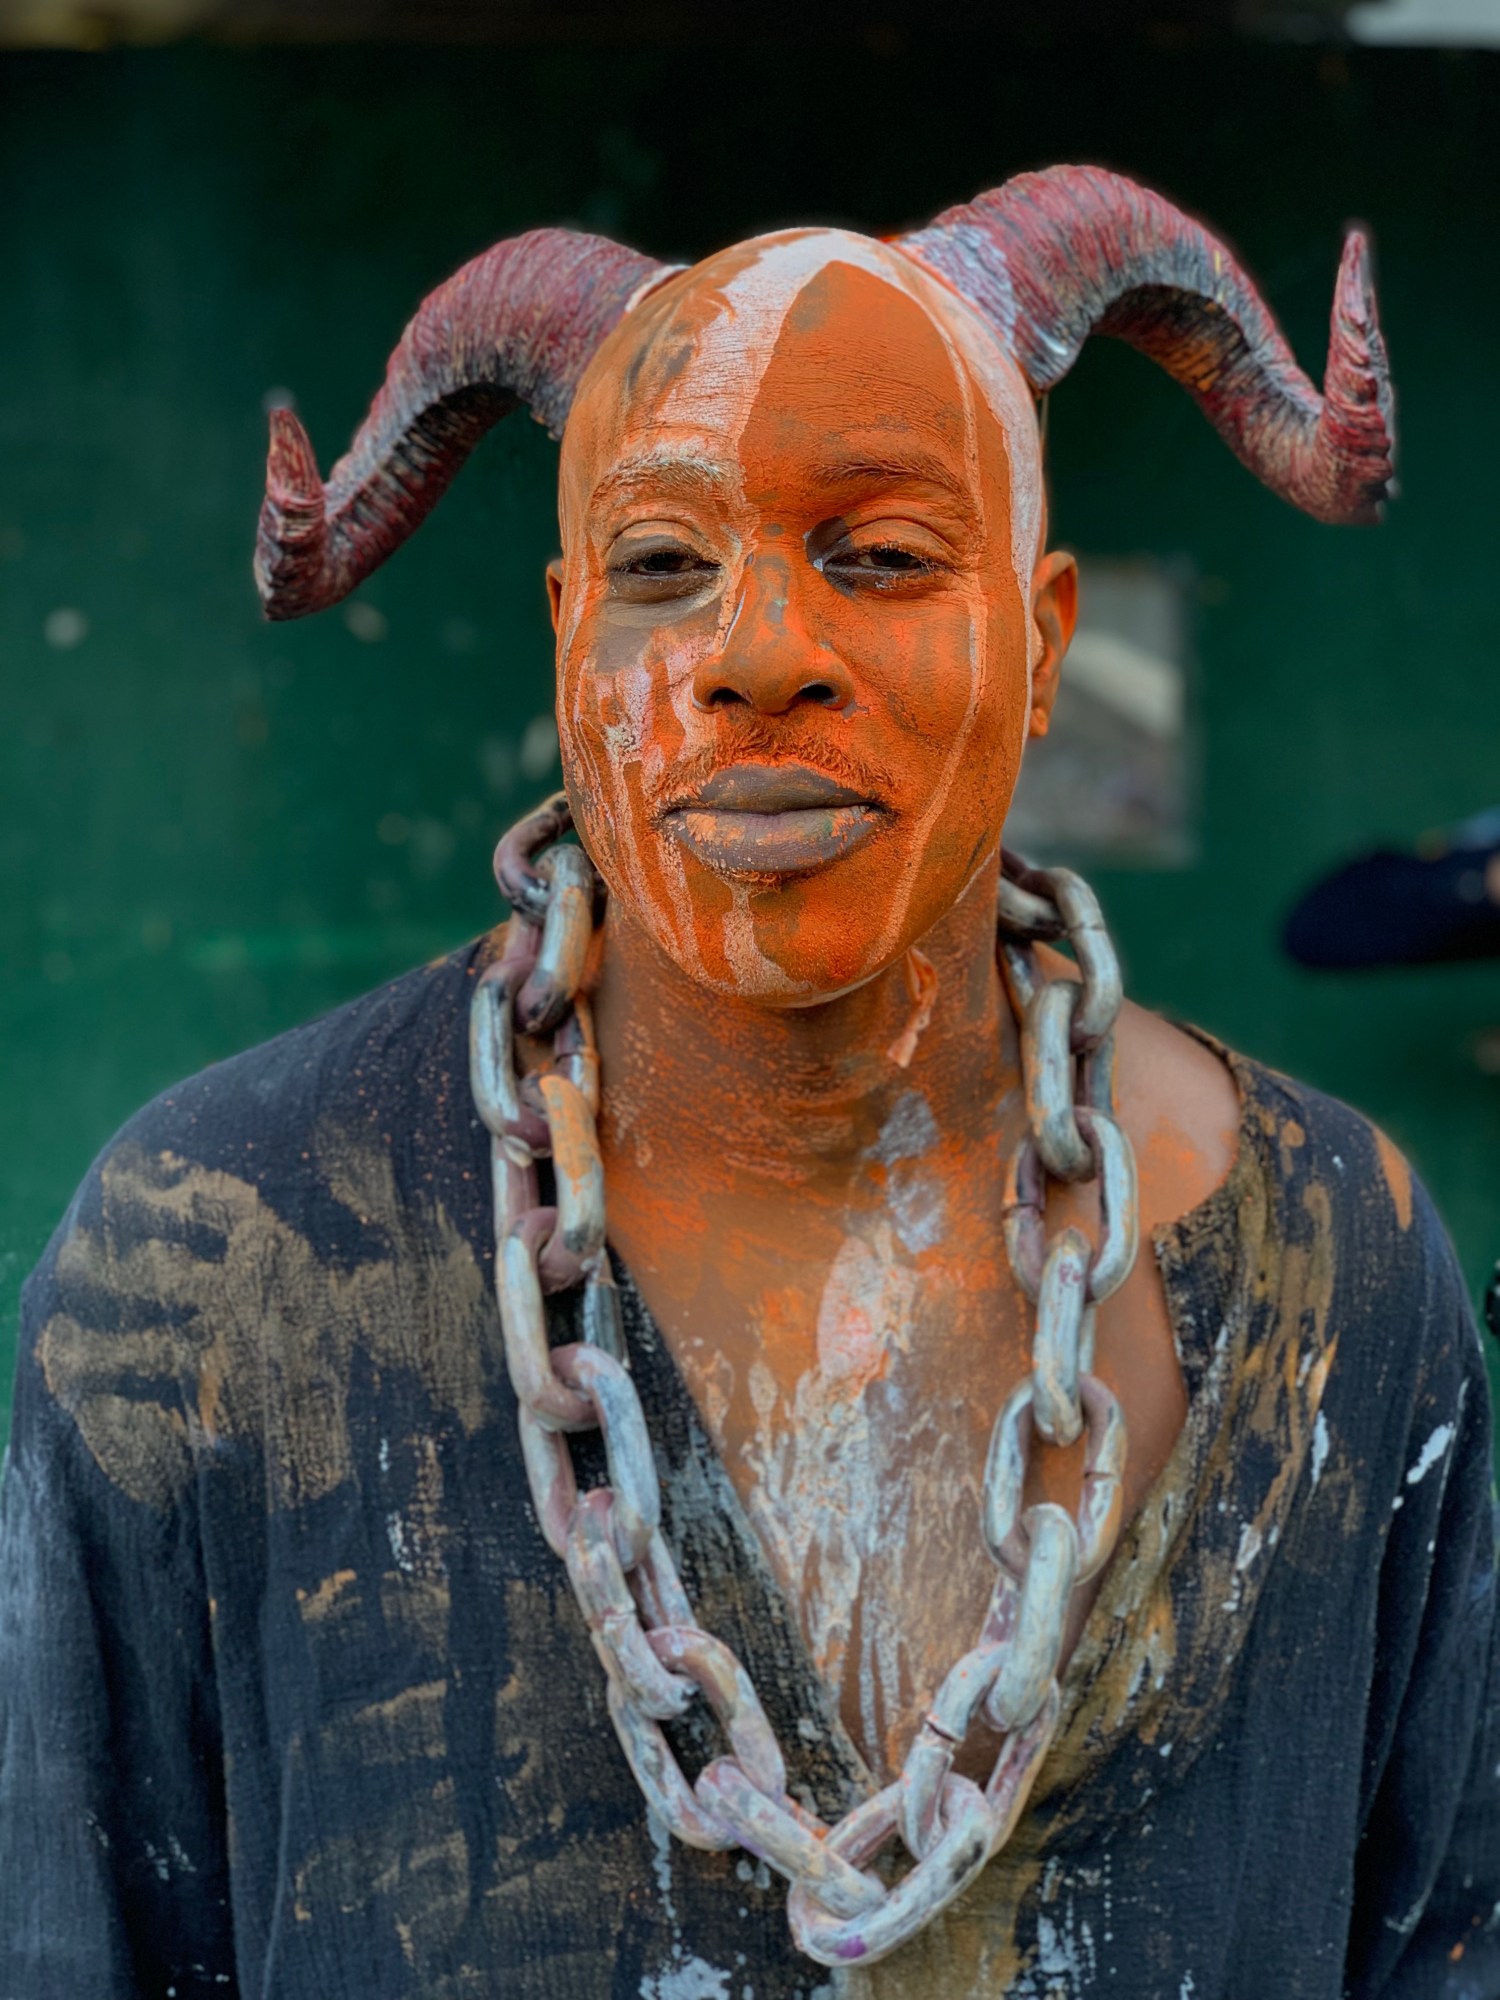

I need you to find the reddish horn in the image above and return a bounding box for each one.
[254,228,666,620]
[901,166,1394,526]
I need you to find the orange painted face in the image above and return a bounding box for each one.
[553,229,1046,1004]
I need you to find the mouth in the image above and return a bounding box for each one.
[660,763,888,879]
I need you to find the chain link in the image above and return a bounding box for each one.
[470,800,1140,1969]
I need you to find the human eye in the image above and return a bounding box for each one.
[814,524,954,594]
[607,533,721,604]
[833,544,935,577]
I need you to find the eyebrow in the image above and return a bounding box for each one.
[803,451,974,508]
[586,444,976,515]
[588,452,738,512]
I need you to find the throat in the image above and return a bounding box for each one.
[588,881,1015,1199]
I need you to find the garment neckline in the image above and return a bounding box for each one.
[589,1040,1278,1816]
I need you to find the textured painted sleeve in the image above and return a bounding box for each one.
[0,1162,238,1998]
[1345,1187,1500,1997]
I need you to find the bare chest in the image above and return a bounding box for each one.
[615,1133,1029,1775]
[612,1158,1189,1782]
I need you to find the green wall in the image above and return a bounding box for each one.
[4,39,1499,1442]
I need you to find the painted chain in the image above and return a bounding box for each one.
[469,797,1140,1971]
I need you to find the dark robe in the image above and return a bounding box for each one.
[1,939,1495,1998]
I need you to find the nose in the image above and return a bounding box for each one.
[691,554,855,716]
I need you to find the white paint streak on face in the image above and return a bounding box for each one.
[934,287,1045,594]
[563,578,709,976]
[651,231,1043,593]
[721,886,800,998]
[653,232,908,449]
[622,659,664,794]
[864,305,991,973]
[658,845,709,979]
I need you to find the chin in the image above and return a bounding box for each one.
[649,842,929,1007]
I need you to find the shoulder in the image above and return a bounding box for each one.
[1112,995,1446,1276]
[1219,1039,1445,1285]
[1107,990,1476,1373]
[98,940,488,1185]
[1030,944,1241,1230]
[1114,1018,1491,1546]
[1111,998,1242,1233]
[1160,1023,1481,1400]
[19,942,496,1510]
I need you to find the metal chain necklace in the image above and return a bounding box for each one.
[469,794,1140,1971]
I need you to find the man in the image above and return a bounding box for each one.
[1,168,1495,1997]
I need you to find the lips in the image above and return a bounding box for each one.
[661,762,886,879]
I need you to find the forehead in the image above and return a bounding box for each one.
[561,230,1042,570]
[621,232,967,445]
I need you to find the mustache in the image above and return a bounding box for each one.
[646,726,899,817]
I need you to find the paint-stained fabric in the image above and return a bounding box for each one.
[0,941,1495,1998]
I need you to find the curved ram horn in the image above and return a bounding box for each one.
[901,166,1394,525]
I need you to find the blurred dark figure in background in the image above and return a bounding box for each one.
[1287,806,1500,969]
[1287,808,1500,1341]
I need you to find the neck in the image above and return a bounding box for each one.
[589,858,1017,1199]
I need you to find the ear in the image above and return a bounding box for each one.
[1027,549,1078,740]
[545,557,566,635]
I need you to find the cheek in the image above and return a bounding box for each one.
[558,588,693,804]
[872,591,1029,953]
[872,594,1025,839]
[555,598,720,967]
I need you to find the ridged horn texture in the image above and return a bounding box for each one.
[901,165,1395,525]
[255,229,666,620]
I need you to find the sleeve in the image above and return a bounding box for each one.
[0,1167,239,1997]
[1346,1191,1500,1998]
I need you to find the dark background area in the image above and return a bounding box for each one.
[3,24,1498,1443]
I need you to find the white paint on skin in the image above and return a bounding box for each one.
[870,1092,947,1255]
[567,632,707,979]
[658,842,709,981]
[722,885,801,998]
[740,1223,921,1745]
[646,231,1043,585]
[865,301,992,976]
[621,659,665,795]
[654,234,901,454]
